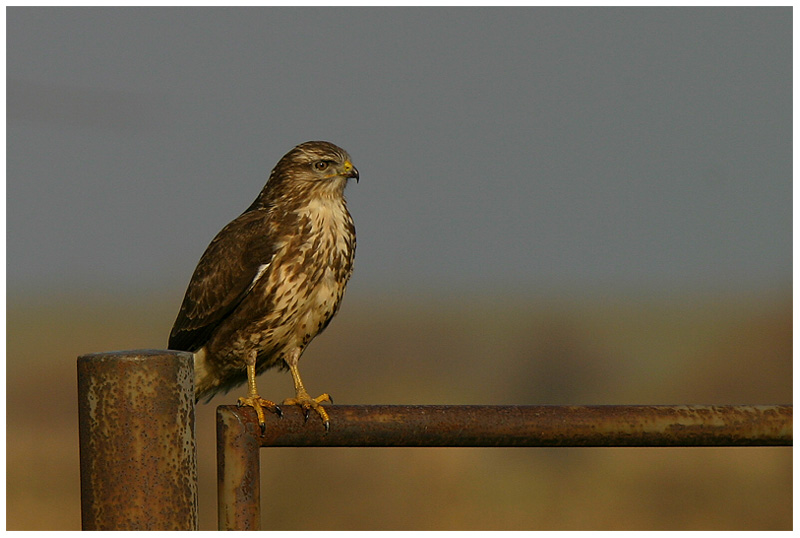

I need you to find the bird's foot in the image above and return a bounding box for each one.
[237,395,282,432]
[282,392,332,431]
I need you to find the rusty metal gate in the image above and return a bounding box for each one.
[78,350,793,531]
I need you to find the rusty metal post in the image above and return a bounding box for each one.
[77,349,198,530]
[217,406,262,530]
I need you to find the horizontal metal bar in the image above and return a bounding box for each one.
[218,404,790,529]
[217,404,792,448]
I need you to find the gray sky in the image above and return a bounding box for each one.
[7,7,791,301]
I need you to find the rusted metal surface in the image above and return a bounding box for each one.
[77,350,198,530]
[218,404,790,530]
[220,404,792,447]
[218,404,790,529]
[217,406,262,530]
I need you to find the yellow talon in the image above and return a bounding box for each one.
[239,352,280,431]
[282,392,331,430]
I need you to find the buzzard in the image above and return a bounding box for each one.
[169,141,358,430]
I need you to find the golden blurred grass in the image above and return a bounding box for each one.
[6,290,791,530]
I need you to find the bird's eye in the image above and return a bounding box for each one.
[314,161,329,171]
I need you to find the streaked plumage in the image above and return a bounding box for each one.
[169,141,357,429]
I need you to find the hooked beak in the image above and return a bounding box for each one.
[343,160,359,183]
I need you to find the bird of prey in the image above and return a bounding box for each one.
[169,141,358,431]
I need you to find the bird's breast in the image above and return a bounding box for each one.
[249,196,355,355]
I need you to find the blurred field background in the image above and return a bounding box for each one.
[7,288,791,530]
[7,7,790,531]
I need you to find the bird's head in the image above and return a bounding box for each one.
[302,142,359,184]
[250,141,358,210]
[276,140,358,185]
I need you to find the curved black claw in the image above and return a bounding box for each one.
[259,421,266,434]
[303,408,311,422]
[324,420,330,433]
[275,405,283,418]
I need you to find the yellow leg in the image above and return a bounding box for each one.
[282,349,332,430]
[237,351,281,431]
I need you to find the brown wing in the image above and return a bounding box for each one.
[168,209,276,352]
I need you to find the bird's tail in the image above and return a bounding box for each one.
[193,348,246,403]
[193,348,218,403]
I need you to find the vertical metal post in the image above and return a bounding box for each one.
[216,406,262,530]
[77,349,198,530]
